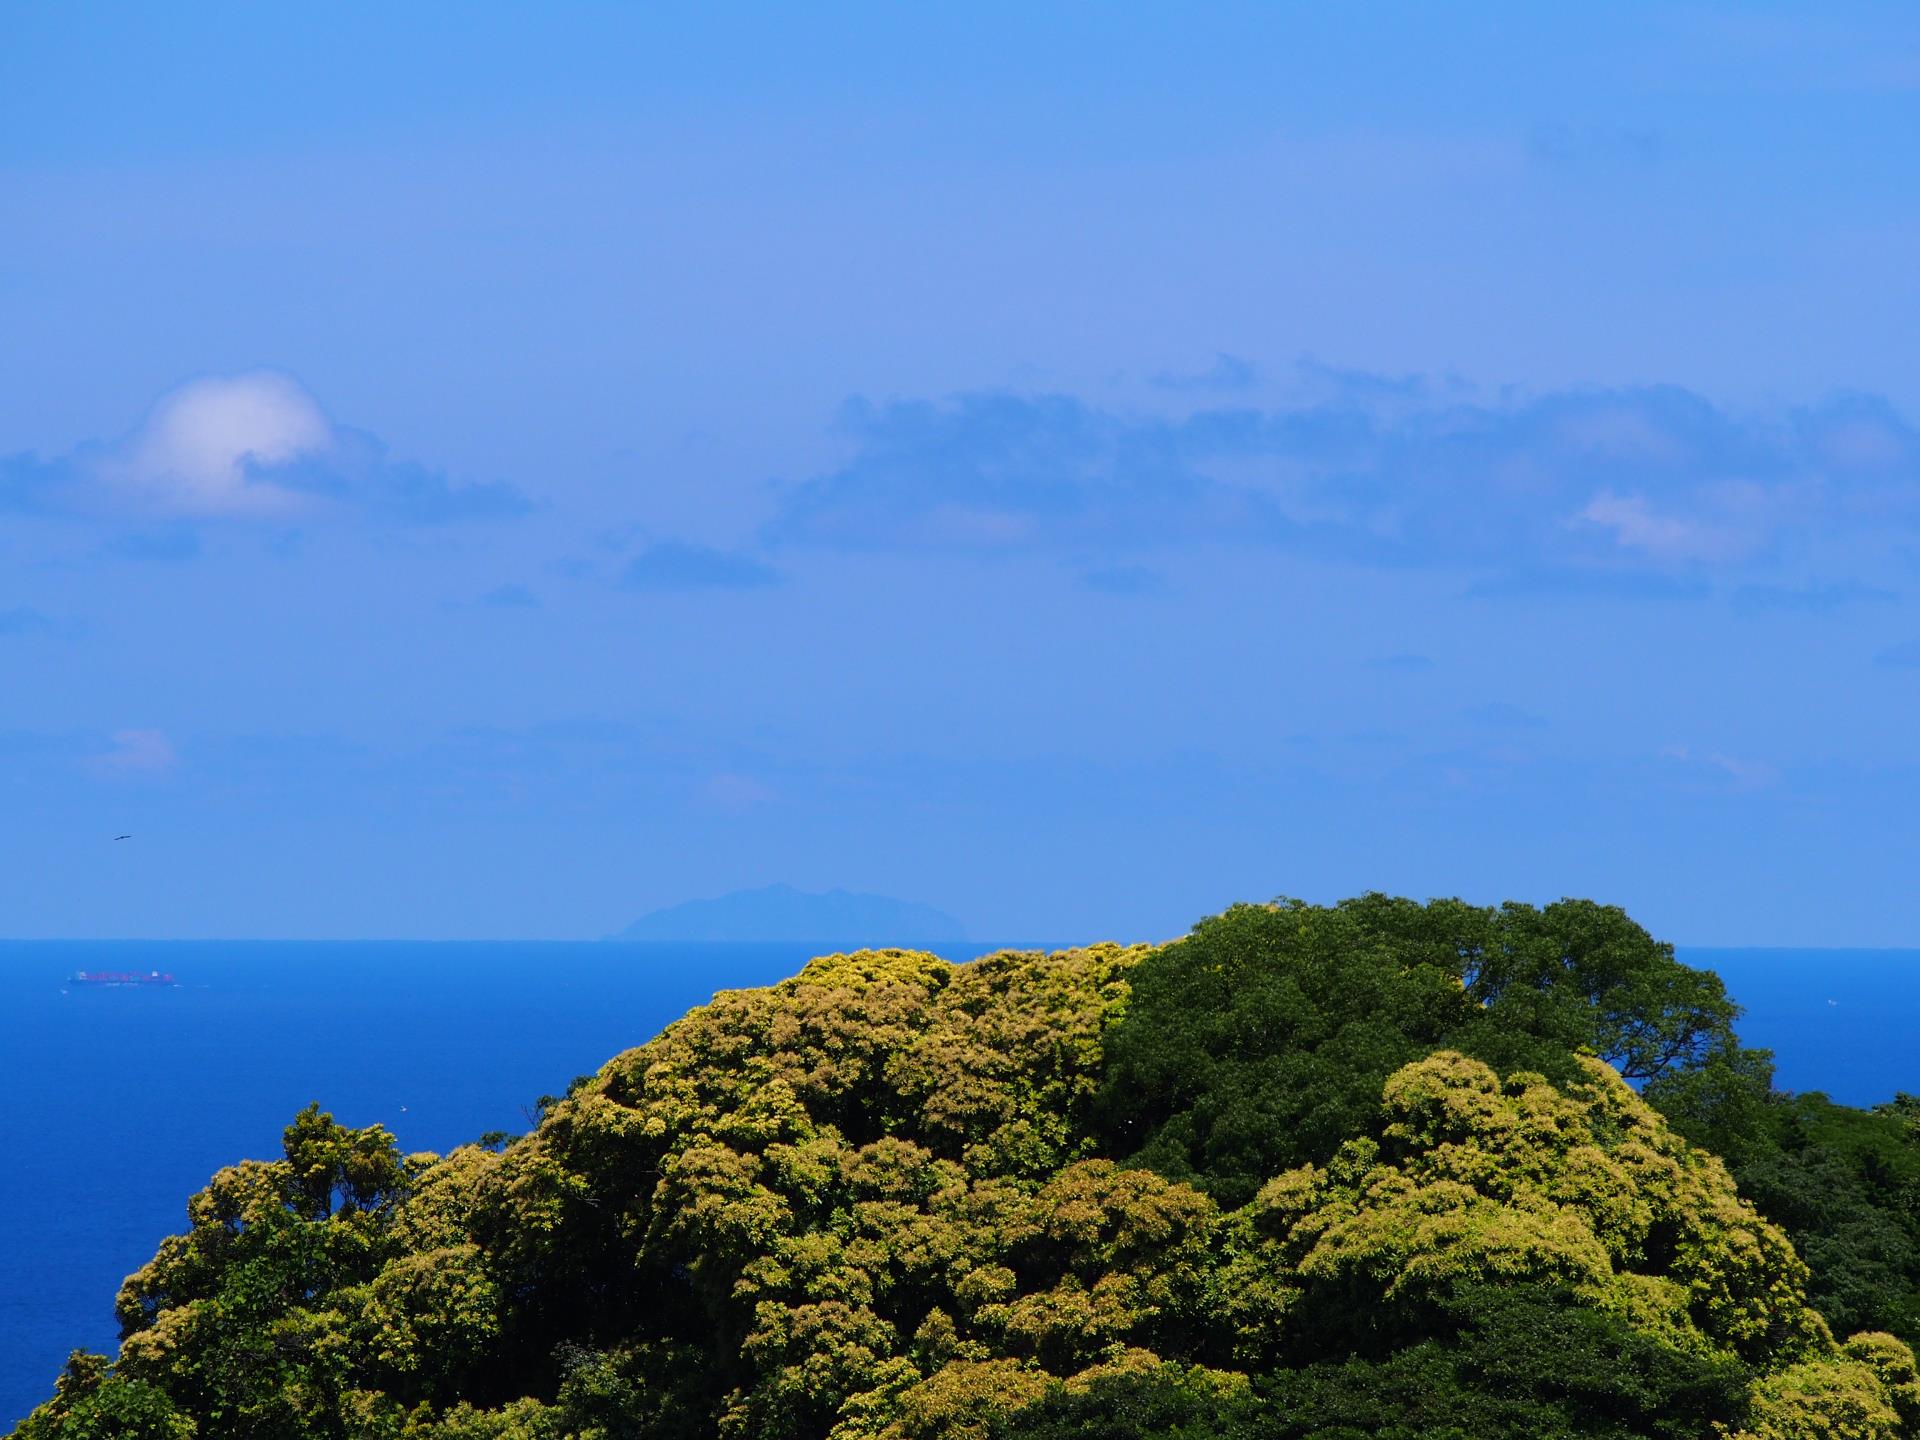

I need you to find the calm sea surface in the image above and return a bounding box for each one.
[2,940,1914,1426]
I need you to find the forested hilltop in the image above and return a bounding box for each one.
[20,897,1920,1440]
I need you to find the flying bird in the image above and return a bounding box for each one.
[113,834,132,841]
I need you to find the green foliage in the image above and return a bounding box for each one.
[1097,896,1740,1206]
[1653,1052,1920,1346]
[10,1353,193,1440]
[9,898,1913,1440]
[1216,1051,1826,1386]
[94,1107,417,1438]
[1258,1307,1743,1440]
[987,1365,1261,1439]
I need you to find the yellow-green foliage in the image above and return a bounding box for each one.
[1220,1052,1831,1370]
[13,931,1920,1440]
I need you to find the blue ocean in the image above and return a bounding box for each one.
[1,940,1914,1427]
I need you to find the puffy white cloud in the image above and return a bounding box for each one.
[2,373,525,525]
[106,372,332,516]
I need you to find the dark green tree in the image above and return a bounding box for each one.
[1653,1052,1920,1346]
[989,1367,1264,1439]
[1097,896,1741,1206]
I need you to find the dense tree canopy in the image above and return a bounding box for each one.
[1096,897,1741,1206]
[1651,1050,1920,1349]
[10,896,1915,1440]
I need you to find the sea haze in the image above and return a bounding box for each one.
[1,940,1915,1426]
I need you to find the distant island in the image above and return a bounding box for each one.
[609,882,969,946]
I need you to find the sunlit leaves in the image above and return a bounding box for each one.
[13,906,1918,1440]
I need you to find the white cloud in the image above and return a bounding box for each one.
[2,372,525,525]
[768,379,1920,573]
[103,372,333,517]
[1574,491,1750,564]
[1576,493,1698,556]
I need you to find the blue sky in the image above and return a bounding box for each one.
[3,3,1919,943]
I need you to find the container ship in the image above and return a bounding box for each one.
[70,969,177,987]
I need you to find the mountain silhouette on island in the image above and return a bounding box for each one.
[611,883,969,946]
